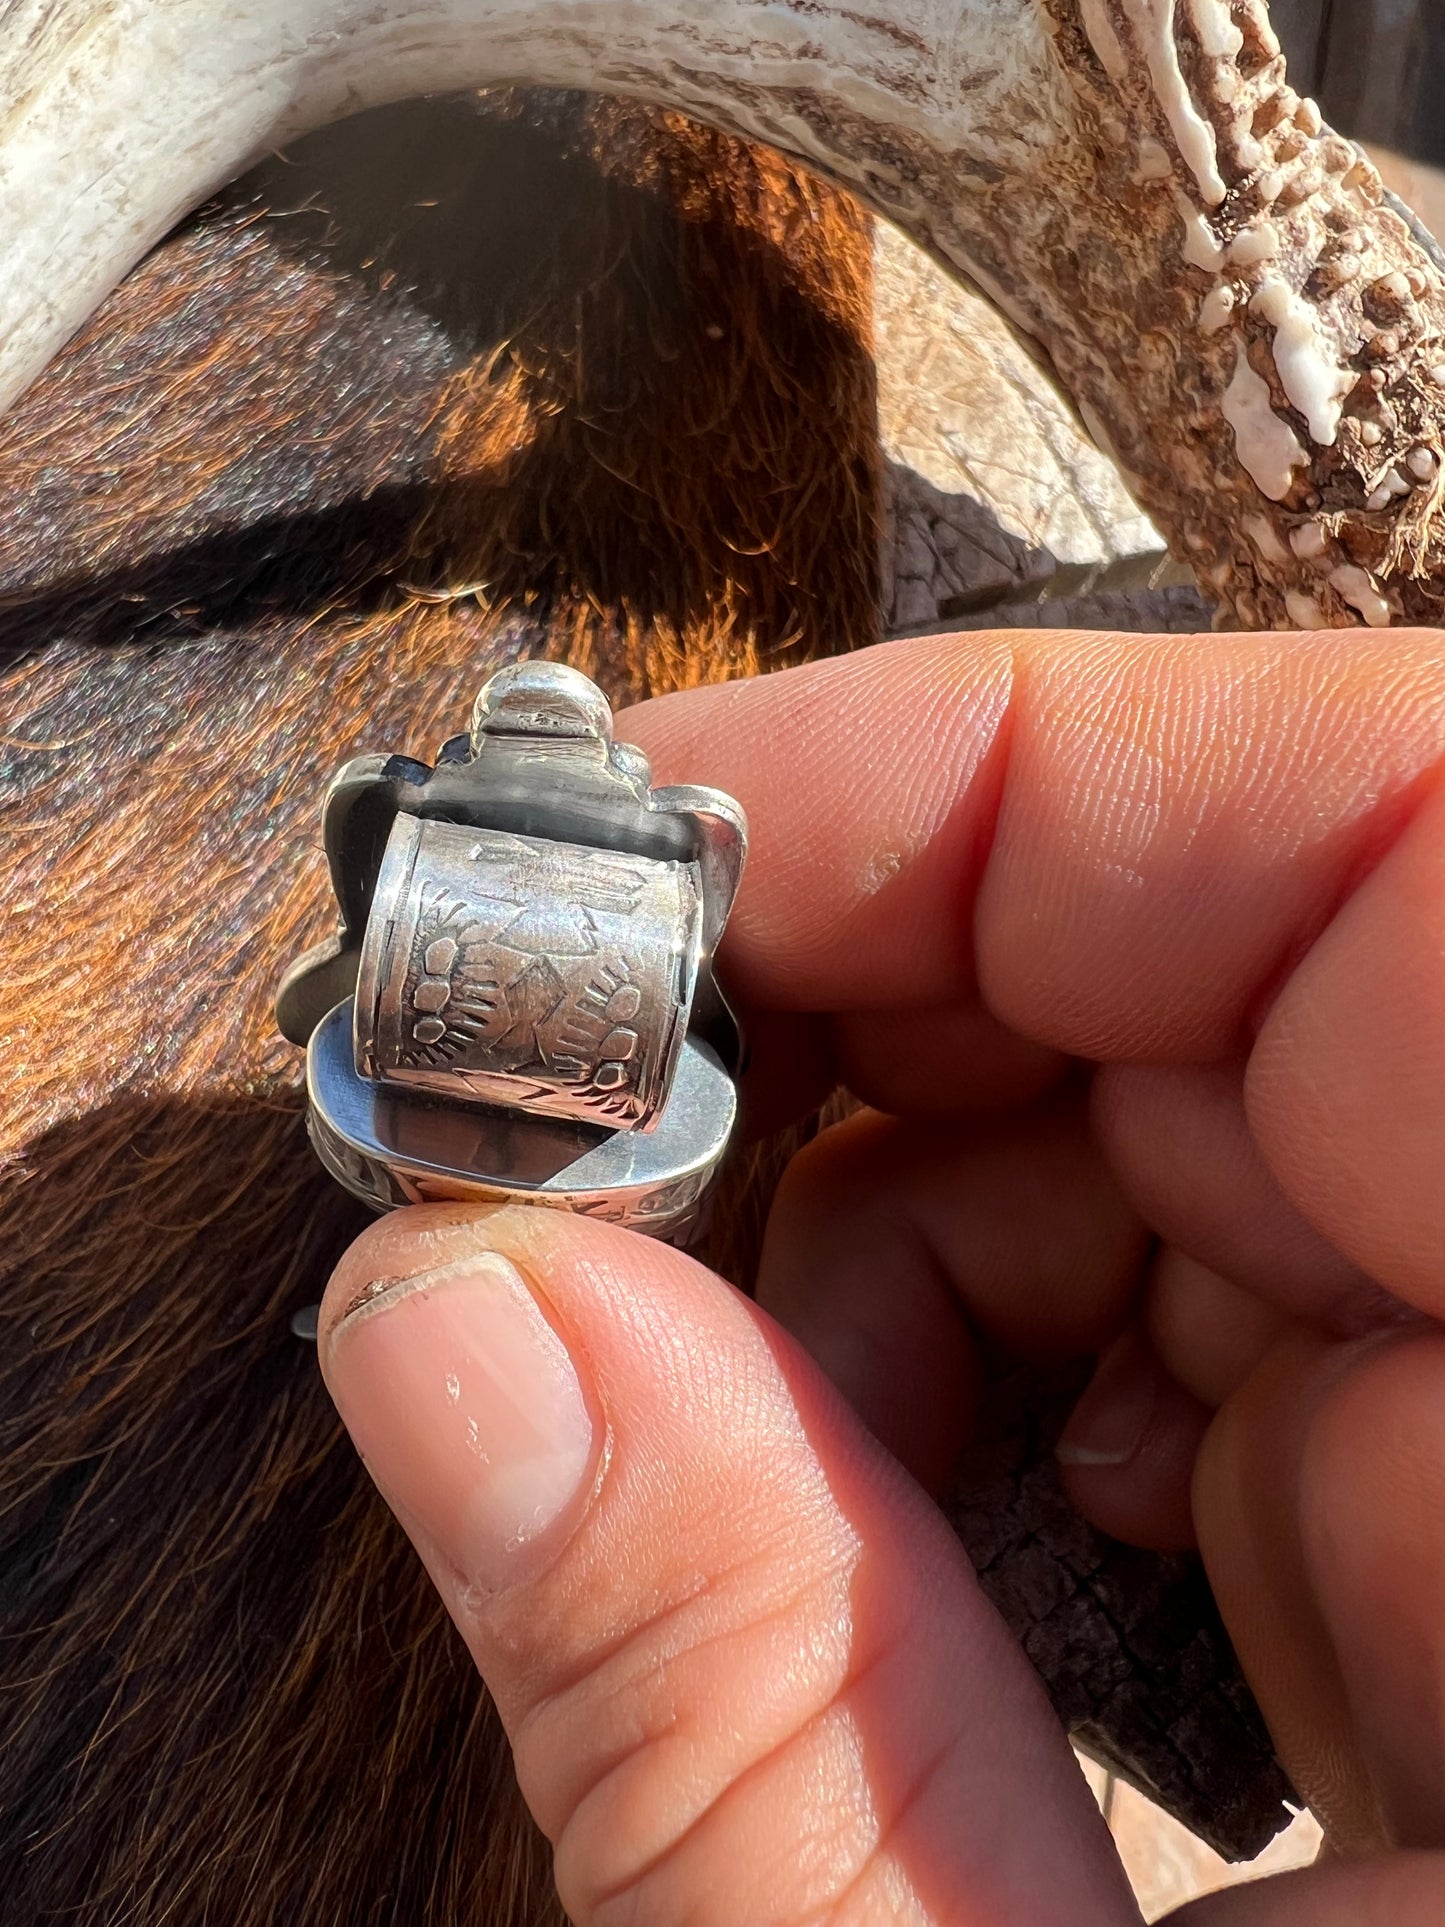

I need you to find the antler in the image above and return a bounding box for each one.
[4,0,1445,625]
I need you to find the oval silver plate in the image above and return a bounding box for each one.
[307,1000,736,1242]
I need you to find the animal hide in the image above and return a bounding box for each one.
[0,91,878,1924]
[0,88,1287,1924]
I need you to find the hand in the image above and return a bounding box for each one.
[318,628,1445,1924]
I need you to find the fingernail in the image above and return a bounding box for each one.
[322,1250,599,1591]
[1057,1330,1158,1468]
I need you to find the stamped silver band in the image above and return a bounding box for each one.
[354,816,701,1132]
[276,661,746,1242]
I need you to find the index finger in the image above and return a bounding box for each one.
[623,628,1445,1061]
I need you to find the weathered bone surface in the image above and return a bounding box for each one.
[874,224,1172,630]
[5,0,1445,626]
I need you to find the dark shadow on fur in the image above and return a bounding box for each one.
[0,485,439,655]
[249,93,679,356]
[0,1090,568,1924]
[0,92,881,673]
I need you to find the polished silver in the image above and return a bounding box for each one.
[276,662,746,1241]
[308,1003,735,1237]
[354,816,701,1131]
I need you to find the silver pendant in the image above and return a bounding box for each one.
[276,663,746,1242]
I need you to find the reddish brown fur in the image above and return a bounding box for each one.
[0,92,878,1922]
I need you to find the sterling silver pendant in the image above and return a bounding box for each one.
[276,663,746,1242]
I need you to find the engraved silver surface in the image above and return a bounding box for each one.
[355,816,701,1131]
[309,1001,733,1242]
[276,661,746,1239]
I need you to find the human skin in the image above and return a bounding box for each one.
[318,627,1445,1923]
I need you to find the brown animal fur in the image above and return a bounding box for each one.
[0,91,879,1923]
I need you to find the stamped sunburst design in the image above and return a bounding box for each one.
[360,815,701,1129]
[400,883,507,1065]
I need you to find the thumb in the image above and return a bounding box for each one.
[319,1204,1133,1927]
